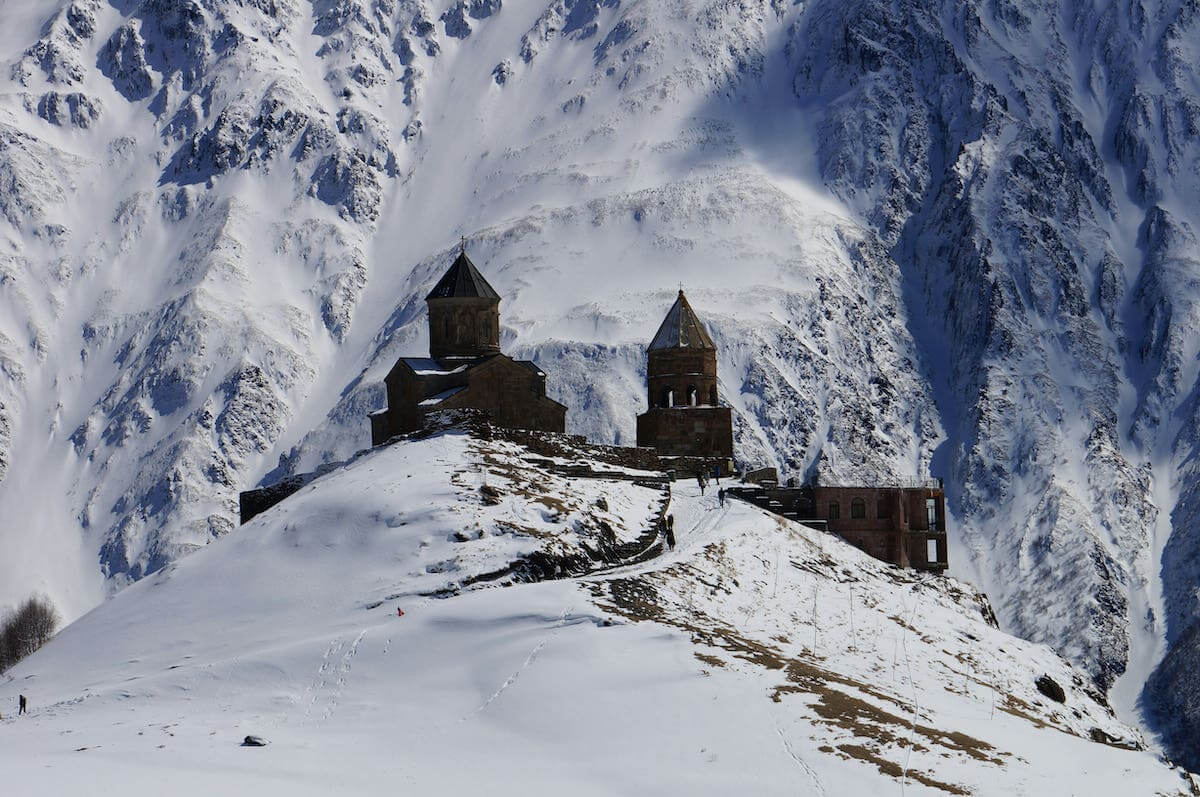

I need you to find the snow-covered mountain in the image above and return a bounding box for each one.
[3,423,1195,794]
[1,0,1199,768]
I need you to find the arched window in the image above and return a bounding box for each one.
[708,386,718,406]
[851,497,866,519]
[687,385,698,406]
[660,388,672,408]
[876,498,891,520]
[442,314,452,343]
[828,501,840,520]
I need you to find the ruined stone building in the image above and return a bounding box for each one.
[731,482,949,571]
[812,484,948,571]
[368,249,567,445]
[636,290,734,463]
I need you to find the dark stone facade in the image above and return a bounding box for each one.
[368,250,566,445]
[813,485,948,571]
[636,291,734,461]
[729,483,949,572]
[370,354,566,444]
[427,297,500,358]
[647,347,718,410]
[636,407,733,460]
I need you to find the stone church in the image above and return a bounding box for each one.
[368,248,567,445]
[636,290,734,461]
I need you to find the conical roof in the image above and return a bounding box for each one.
[648,290,716,351]
[426,250,500,301]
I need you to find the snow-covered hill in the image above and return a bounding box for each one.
[2,0,1200,767]
[3,426,1193,795]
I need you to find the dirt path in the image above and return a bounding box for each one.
[581,482,732,583]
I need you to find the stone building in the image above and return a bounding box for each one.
[730,482,949,571]
[369,249,566,445]
[813,484,948,571]
[635,290,734,463]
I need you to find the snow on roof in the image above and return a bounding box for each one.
[515,360,546,377]
[648,290,716,351]
[402,358,471,375]
[418,386,467,406]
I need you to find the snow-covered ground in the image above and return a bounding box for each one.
[1,428,1193,795]
[3,0,1200,770]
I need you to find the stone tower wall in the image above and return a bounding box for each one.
[646,348,719,408]
[636,406,733,458]
[428,297,501,358]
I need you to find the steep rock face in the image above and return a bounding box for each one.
[791,0,1200,710]
[1,0,1199,762]
[1148,618,1200,774]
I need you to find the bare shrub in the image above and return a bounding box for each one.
[0,595,60,672]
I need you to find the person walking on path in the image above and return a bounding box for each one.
[712,464,721,484]
[697,473,706,495]
[18,695,27,716]
[665,514,676,550]
[719,488,726,507]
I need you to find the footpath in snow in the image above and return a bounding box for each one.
[1,430,1195,796]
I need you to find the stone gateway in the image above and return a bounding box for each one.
[369,248,567,445]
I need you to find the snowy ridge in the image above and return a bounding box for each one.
[1,428,1193,794]
[1,0,1199,765]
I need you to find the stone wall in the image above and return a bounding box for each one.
[727,483,949,572]
[437,358,565,434]
[646,348,718,408]
[636,406,733,459]
[427,296,500,358]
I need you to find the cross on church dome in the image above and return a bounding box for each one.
[426,249,500,301]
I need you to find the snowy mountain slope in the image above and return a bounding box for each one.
[785,0,1200,731]
[2,428,1193,795]
[0,0,939,616]
[1,0,1200,765]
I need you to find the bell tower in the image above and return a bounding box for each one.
[646,290,719,408]
[636,290,733,463]
[426,245,501,359]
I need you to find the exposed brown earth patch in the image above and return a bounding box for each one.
[590,572,1004,795]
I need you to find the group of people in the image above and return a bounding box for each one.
[697,470,727,507]
[662,467,733,551]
